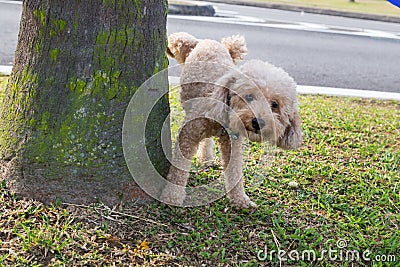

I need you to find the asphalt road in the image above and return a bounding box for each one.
[167,3,400,93]
[0,1,20,65]
[1,1,400,92]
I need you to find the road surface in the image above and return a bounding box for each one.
[1,1,400,92]
[167,2,400,92]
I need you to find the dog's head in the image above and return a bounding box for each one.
[210,60,303,149]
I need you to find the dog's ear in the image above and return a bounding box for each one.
[166,47,174,58]
[216,74,236,109]
[277,111,303,150]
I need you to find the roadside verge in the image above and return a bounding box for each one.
[177,0,400,23]
[169,0,215,16]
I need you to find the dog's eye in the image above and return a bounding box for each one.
[271,100,279,109]
[245,95,254,102]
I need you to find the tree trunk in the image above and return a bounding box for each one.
[0,0,170,205]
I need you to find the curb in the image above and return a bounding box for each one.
[0,65,12,76]
[169,76,400,101]
[196,0,400,23]
[169,1,215,16]
[1,69,399,101]
[296,85,400,101]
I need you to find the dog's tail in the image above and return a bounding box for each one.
[221,35,248,64]
[167,32,199,64]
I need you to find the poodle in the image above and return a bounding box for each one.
[162,32,303,208]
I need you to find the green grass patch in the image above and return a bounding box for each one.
[250,0,400,17]
[0,76,8,102]
[0,79,399,266]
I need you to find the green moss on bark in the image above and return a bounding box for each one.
[33,9,46,26]
[50,48,59,61]
[0,69,38,159]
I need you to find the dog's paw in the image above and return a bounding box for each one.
[160,184,186,207]
[228,194,258,209]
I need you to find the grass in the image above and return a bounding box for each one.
[240,0,400,17]
[1,76,400,266]
[0,76,7,101]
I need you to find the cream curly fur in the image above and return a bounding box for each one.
[162,32,303,209]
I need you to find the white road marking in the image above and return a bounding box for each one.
[169,14,400,40]
[296,85,400,100]
[2,0,398,39]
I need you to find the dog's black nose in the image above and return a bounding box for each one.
[252,118,265,131]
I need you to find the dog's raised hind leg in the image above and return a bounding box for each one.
[160,120,204,206]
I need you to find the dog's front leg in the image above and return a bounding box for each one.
[160,120,203,206]
[218,134,257,209]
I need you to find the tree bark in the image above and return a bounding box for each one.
[0,0,170,205]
